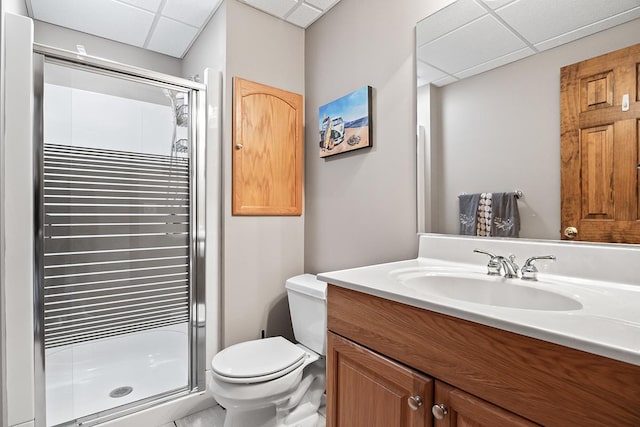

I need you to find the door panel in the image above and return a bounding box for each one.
[327,332,433,427]
[582,71,613,111]
[561,43,640,242]
[580,125,614,219]
[433,381,539,427]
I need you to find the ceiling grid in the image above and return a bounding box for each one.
[417,0,640,87]
[27,0,342,58]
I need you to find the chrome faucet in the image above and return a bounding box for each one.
[497,254,520,279]
[473,249,520,278]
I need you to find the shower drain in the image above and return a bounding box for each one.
[109,386,133,398]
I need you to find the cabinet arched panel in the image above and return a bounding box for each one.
[232,77,303,216]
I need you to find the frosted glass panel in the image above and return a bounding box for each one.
[41,60,192,426]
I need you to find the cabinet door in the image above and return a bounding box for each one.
[327,332,433,427]
[433,381,539,427]
[232,77,303,216]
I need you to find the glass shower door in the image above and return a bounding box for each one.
[36,57,204,427]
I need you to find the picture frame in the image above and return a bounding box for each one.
[318,86,372,158]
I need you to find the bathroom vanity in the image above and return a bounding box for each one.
[319,235,640,426]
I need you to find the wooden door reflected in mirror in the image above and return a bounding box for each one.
[561,43,640,243]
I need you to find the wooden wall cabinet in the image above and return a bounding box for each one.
[232,77,303,216]
[327,285,640,426]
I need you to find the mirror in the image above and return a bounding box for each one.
[416,0,640,240]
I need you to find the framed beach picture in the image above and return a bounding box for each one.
[318,86,372,158]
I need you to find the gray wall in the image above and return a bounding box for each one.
[304,0,450,273]
[184,0,306,348]
[33,21,181,75]
[432,18,640,239]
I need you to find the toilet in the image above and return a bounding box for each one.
[210,274,327,427]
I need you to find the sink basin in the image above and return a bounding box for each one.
[395,271,582,311]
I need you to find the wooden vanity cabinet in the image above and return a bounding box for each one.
[327,330,534,427]
[326,285,640,426]
[433,381,537,427]
[327,331,433,427]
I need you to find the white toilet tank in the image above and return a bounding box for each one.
[285,274,327,356]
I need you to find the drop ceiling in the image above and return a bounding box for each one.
[26,0,342,59]
[417,0,640,87]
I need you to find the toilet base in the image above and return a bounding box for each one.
[220,361,326,427]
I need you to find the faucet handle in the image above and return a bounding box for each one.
[521,255,556,281]
[473,249,501,275]
[473,249,495,257]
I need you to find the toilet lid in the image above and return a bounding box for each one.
[212,336,306,383]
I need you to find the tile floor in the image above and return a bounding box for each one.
[159,405,226,427]
[161,405,327,427]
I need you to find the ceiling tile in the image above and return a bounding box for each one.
[244,0,298,18]
[287,3,322,27]
[454,46,534,79]
[118,0,163,13]
[31,0,155,47]
[496,0,640,45]
[162,0,222,27]
[417,60,449,84]
[417,0,485,47]
[146,17,198,58]
[417,15,526,75]
[477,0,517,9]
[305,0,339,11]
[432,75,460,87]
[534,6,640,51]
[29,0,341,57]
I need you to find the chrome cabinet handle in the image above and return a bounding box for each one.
[235,143,243,150]
[408,395,423,411]
[431,403,448,420]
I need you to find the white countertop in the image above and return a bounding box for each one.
[319,254,640,366]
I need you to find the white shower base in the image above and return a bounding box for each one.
[45,323,189,426]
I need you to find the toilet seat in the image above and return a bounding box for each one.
[212,337,307,384]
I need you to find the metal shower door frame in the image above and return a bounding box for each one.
[32,44,207,427]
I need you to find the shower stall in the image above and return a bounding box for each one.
[33,46,207,427]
